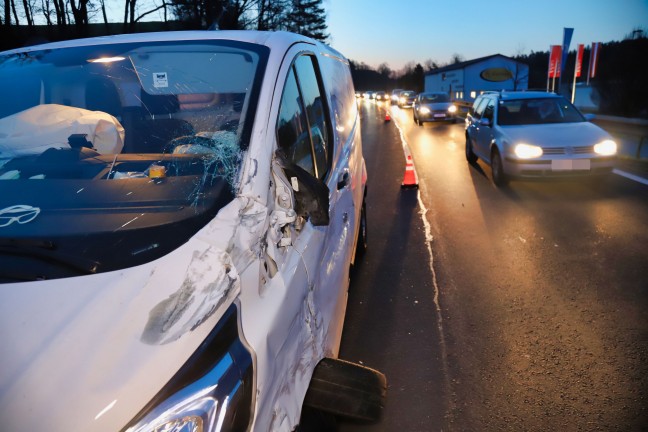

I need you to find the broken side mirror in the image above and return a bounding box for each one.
[275,150,330,226]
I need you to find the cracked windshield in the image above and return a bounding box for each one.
[0,40,267,281]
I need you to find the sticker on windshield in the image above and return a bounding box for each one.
[153,72,169,88]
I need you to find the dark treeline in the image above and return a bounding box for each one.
[352,31,648,119]
[512,34,648,117]
[1,0,646,118]
[351,54,466,94]
[0,0,328,50]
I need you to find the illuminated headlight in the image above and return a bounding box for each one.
[419,107,430,114]
[594,139,617,156]
[514,143,543,159]
[399,97,406,103]
[448,105,457,113]
[125,305,254,432]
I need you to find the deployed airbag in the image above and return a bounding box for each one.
[0,104,125,158]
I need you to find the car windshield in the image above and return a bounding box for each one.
[498,97,585,126]
[0,39,268,282]
[421,93,449,103]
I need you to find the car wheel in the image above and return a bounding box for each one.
[490,148,509,187]
[465,134,478,163]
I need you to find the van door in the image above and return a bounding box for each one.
[275,52,354,352]
[253,49,351,429]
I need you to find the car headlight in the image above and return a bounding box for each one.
[594,139,617,156]
[419,107,430,114]
[448,105,457,113]
[514,143,543,159]
[125,305,254,432]
[399,97,406,103]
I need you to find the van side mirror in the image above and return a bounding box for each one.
[275,150,330,226]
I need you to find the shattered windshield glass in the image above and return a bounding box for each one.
[0,39,268,282]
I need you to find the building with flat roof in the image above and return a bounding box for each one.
[424,54,528,102]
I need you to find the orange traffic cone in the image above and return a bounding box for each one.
[385,110,391,122]
[401,155,419,188]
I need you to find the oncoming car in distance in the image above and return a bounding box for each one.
[412,92,458,125]
[390,88,403,104]
[374,91,389,102]
[0,31,384,431]
[465,91,617,186]
[397,90,417,108]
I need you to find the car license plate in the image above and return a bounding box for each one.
[551,159,591,171]
[434,114,446,118]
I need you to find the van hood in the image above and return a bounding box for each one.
[499,121,611,148]
[0,203,252,431]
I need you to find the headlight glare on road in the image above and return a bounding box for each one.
[448,105,457,113]
[420,107,430,114]
[514,143,543,159]
[594,139,617,156]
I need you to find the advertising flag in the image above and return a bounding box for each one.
[560,28,574,79]
[548,45,562,78]
[589,42,601,78]
[575,44,585,77]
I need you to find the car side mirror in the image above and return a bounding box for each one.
[275,149,330,226]
[584,113,595,122]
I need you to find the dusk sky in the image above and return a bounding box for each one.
[326,0,648,71]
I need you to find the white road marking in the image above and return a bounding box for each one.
[613,169,648,186]
[392,111,451,393]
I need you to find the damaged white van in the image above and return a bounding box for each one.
[0,31,383,431]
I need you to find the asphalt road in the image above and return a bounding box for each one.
[337,99,648,431]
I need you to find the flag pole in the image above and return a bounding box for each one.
[586,44,592,86]
[571,64,577,103]
[546,46,551,92]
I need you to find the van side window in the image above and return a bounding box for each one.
[277,54,331,180]
[277,68,315,176]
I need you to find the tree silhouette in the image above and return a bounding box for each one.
[285,0,328,42]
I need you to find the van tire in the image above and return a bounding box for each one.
[303,358,386,422]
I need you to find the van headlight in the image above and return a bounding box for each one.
[594,139,617,156]
[514,143,543,159]
[125,305,254,432]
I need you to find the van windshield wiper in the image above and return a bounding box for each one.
[0,238,100,281]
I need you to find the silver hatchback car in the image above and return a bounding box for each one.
[465,91,617,186]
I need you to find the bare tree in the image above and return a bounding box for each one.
[21,0,33,25]
[256,0,288,30]
[40,0,54,25]
[52,0,66,25]
[69,0,90,26]
[450,53,465,65]
[4,0,11,25]
[424,58,440,72]
[11,0,20,25]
